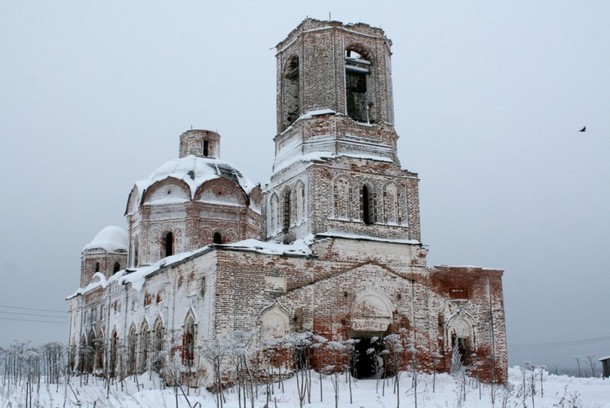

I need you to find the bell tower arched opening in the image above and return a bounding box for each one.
[345,48,375,123]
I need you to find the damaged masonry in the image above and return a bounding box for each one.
[67,18,508,388]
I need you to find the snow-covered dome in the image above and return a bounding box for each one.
[83,226,129,253]
[128,155,256,209]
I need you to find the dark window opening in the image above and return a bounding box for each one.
[203,140,209,157]
[345,49,374,123]
[139,326,149,373]
[153,323,164,372]
[283,190,291,233]
[113,262,120,274]
[362,185,375,224]
[182,320,195,367]
[283,56,300,128]
[110,331,118,377]
[162,232,174,257]
[213,232,222,244]
[128,328,137,375]
[94,262,100,272]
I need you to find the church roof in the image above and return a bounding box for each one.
[82,225,128,253]
[129,155,256,209]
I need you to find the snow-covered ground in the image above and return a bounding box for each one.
[1,367,609,408]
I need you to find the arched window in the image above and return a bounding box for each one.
[384,183,398,224]
[294,181,305,223]
[283,189,291,233]
[133,238,139,267]
[113,262,121,274]
[162,231,174,257]
[93,331,104,371]
[94,262,100,272]
[139,321,149,373]
[110,330,118,377]
[362,184,376,225]
[85,331,95,373]
[333,178,350,219]
[78,335,90,374]
[182,315,196,367]
[283,55,300,129]
[213,232,222,244]
[152,319,164,372]
[270,193,279,234]
[345,48,375,123]
[128,325,137,375]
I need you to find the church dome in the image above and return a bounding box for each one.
[83,226,128,253]
[128,155,256,211]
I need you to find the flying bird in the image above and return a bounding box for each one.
[579,126,586,132]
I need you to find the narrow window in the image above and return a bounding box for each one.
[283,190,291,233]
[162,232,174,257]
[128,326,137,375]
[213,232,222,244]
[113,262,120,274]
[182,317,196,367]
[203,140,209,157]
[134,239,139,267]
[270,194,279,234]
[362,185,375,225]
[95,262,100,272]
[283,55,300,129]
[153,320,164,372]
[139,322,149,373]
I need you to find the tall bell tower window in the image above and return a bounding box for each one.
[362,184,376,225]
[283,56,300,129]
[283,189,291,233]
[345,48,374,123]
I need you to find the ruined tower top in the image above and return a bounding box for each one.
[179,129,221,159]
[275,18,395,133]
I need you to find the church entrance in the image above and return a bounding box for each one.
[352,336,386,379]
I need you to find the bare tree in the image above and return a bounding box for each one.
[573,356,583,377]
[585,354,597,377]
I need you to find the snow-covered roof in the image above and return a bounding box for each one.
[318,231,420,245]
[222,236,314,256]
[82,226,128,253]
[132,155,256,206]
[71,237,316,297]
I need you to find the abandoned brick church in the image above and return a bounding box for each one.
[67,18,508,385]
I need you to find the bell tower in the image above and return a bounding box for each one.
[265,19,421,244]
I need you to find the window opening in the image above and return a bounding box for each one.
[110,331,118,377]
[213,232,222,244]
[362,185,375,224]
[162,232,174,257]
[283,56,300,128]
[283,190,291,233]
[345,49,374,123]
[153,321,164,372]
[203,140,209,157]
[139,323,149,373]
[113,262,120,274]
[94,262,100,272]
[182,317,196,367]
[128,326,137,375]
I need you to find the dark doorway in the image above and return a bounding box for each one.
[353,337,385,379]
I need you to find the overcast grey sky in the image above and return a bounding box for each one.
[1,0,609,370]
